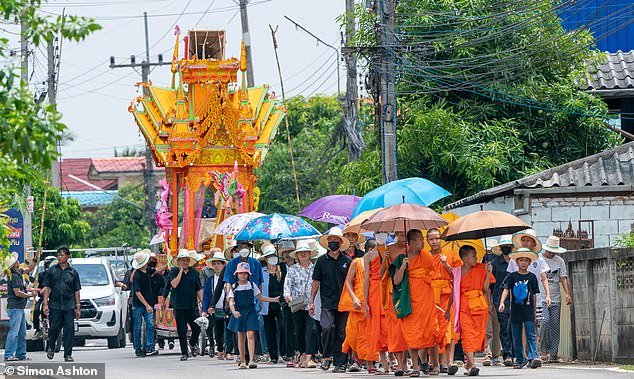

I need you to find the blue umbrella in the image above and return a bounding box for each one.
[351,177,451,218]
[234,213,321,241]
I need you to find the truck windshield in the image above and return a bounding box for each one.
[74,264,110,286]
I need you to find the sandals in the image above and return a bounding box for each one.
[239,363,247,369]
[375,367,389,375]
[447,365,459,376]
[465,367,479,376]
[249,362,258,369]
[408,370,420,377]
[429,368,440,375]
[306,360,317,368]
[394,370,405,377]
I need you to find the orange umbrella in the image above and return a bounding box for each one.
[343,208,382,234]
[423,212,486,261]
[360,203,448,232]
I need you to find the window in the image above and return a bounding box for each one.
[74,264,110,286]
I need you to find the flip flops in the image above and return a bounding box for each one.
[408,370,420,377]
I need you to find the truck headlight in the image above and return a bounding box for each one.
[93,295,115,306]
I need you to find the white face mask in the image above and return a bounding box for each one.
[239,249,250,258]
[267,256,279,266]
[233,252,240,259]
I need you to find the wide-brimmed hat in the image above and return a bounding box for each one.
[189,250,206,264]
[259,243,277,260]
[234,262,251,275]
[132,249,151,269]
[491,235,517,255]
[510,248,538,263]
[278,240,295,255]
[542,236,567,254]
[171,249,198,267]
[319,227,350,251]
[512,229,542,254]
[3,252,18,270]
[206,250,228,265]
[342,228,366,246]
[224,240,238,260]
[291,239,318,259]
[308,238,327,258]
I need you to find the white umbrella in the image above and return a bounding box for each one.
[213,212,265,236]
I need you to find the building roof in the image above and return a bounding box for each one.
[445,141,634,210]
[91,157,163,174]
[585,50,634,92]
[61,191,117,207]
[59,158,117,192]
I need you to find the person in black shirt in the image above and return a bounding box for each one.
[499,249,540,369]
[43,246,81,362]
[259,243,285,363]
[32,256,57,337]
[310,228,351,373]
[163,250,203,361]
[131,250,158,357]
[4,252,37,361]
[490,237,515,366]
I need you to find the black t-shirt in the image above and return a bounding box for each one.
[7,269,27,309]
[164,267,201,310]
[312,252,351,310]
[148,267,165,305]
[43,264,82,311]
[490,256,511,312]
[133,269,154,307]
[268,272,283,313]
[502,271,540,321]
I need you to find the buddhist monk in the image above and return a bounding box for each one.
[447,245,493,377]
[390,229,441,377]
[340,256,378,372]
[425,228,462,374]
[383,231,409,375]
[362,239,389,373]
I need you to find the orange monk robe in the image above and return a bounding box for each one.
[384,254,409,353]
[341,258,379,362]
[399,251,442,350]
[426,249,462,354]
[458,263,490,353]
[367,255,388,352]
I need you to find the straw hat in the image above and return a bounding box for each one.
[491,235,517,255]
[319,227,350,251]
[224,240,238,260]
[509,248,538,263]
[278,240,295,255]
[234,262,251,275]
[259,243,277,260]
[3,252,18,270]
[308,238,327,258]
[171,249,198,267]
[206,250,228,265]
[132,249,151,269]
[542,236,567,254]
[290,239,318,259]
[342,228,366,246]
[512,229,542,254]
[189,250,206,264]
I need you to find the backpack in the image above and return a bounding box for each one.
[513,280,529,305]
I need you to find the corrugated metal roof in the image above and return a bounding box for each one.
[61,191,117,207]
[585,50,634,91]
[445,141,634,210]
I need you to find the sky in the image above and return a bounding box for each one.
[2,0,346,158]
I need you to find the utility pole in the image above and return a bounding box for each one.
[378,0,397,183]
[239,0,255,87]
[48,38,60,189]
[21,16,33,254]
[342,0,365,161]
[110,12,169,244]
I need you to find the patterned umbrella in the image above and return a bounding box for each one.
[234,213,321,241]
[213,212,265,236]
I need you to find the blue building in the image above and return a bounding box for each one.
[560,0,634,53]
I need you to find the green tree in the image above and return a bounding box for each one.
[339,0,621,201]
[0,1,99,258]
[81,185,149,248]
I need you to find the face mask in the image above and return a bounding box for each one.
[148,261,157,268]
[327,241,340,251]
[233,252,240,259]
[501,246,513,255]
[267,257,279,265]
[239,249,250,258]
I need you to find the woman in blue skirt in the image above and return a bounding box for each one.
[228,262,279,369]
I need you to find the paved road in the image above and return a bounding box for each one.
[3,340,632,379]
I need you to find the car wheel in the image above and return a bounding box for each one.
[108,314,126,349]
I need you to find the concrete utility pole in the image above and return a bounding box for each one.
[110,12,170,243]
[21,17,33,253]
[48,38,60,189]
[239,0,255,87]
[378,0,397,183]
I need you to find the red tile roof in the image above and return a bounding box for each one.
[59,158,118,192]
[91,157,163,173]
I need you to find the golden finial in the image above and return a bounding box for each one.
[240,40,247,72]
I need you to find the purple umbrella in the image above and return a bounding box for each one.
[300,195,361,225]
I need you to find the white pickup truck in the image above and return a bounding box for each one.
[26,257,129,350]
